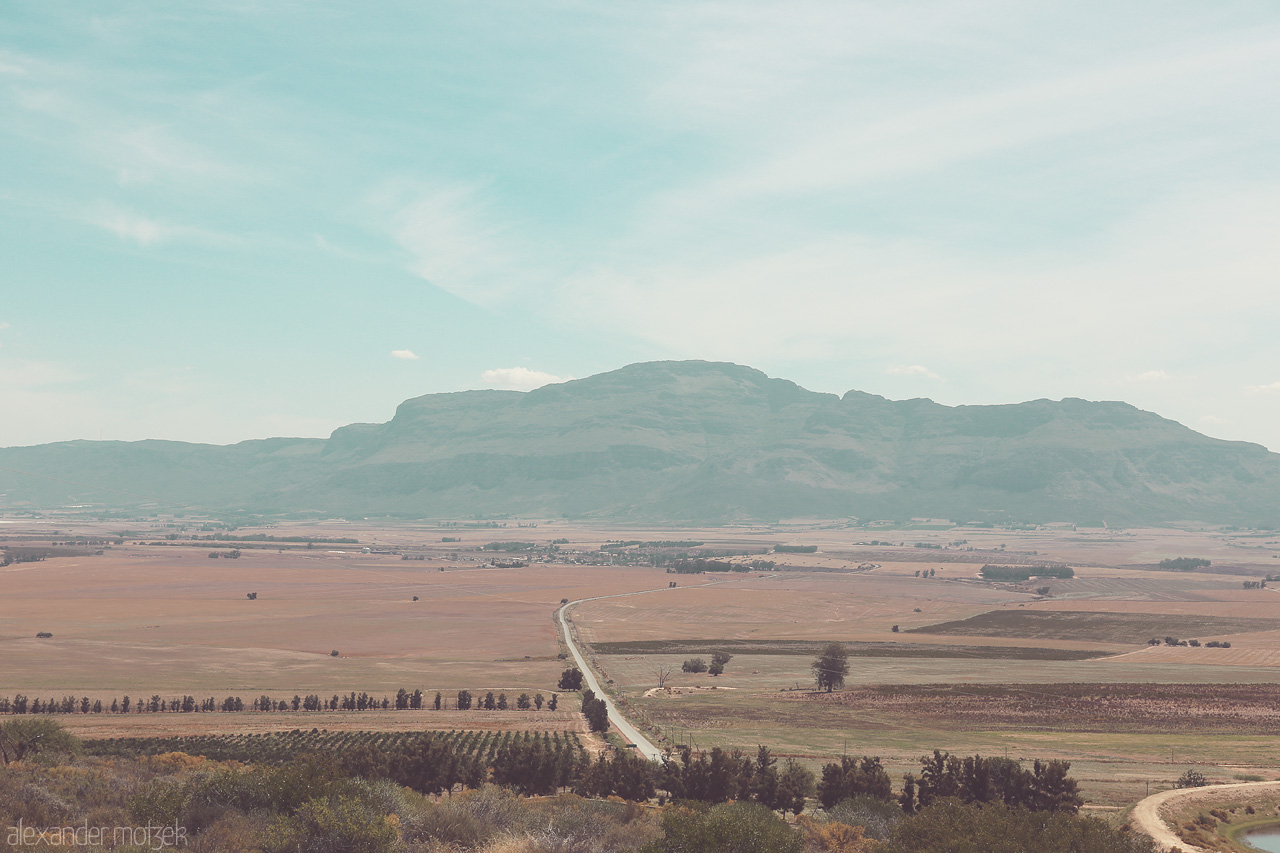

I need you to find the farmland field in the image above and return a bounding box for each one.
[5,515,1280,807]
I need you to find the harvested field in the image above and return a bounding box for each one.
[798,683,1280,734]
[9,517,1280,810]
[1029,576,1253,602]
[1106,640,1280,667]
[908,610,1280,644]
[591,639,1108,661]
[0,545,678,695]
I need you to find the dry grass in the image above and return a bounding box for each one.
[7,516,1280,810]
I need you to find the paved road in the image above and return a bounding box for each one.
[1128,780,1280,851]
[556,588,671,761]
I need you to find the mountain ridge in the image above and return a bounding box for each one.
[2,360,1276,525]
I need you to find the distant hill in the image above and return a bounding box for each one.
[2,360,1278,525]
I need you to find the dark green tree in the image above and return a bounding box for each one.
[812,642,849,692]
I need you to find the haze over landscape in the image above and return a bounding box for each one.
[5,4,1280,853]
[5,360,1280,527]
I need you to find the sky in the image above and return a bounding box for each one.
[2,1,1280,449]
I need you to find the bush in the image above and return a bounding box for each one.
[1175,768,1208,788]
[798,815,880,853]
[646,802,802,853]
[0,718,81,764]
[682,658,708,674]
[824,794,905,840]
[883,800,1159,853]
[263,793,399,853]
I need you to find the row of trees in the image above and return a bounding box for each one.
[33,706,1089,830]
[1145,637,1232,648]
[980,563,1074,581]
[899,751,1081,814]
[581,689,609,734]
[0,689,559,715]
[1158,557,1210,571]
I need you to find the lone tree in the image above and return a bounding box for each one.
[558,668,584,690]
[812,642,849,692]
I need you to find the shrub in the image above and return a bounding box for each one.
[883,800,1159,853]
[646,802,802,853]
[1175,768,1208,788]
[0,718,81,764]
[798,815,880,853]
[824,794,905,840]
[263,793,399,853]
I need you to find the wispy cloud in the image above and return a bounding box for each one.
[2,43,260,191]
[480,367,568,391]
[887,364,941,380]
[373,181,525,307]
[0,360,85,389]
[86,206,225,247]
[1251,381,1280,393]
[390,349,420,361]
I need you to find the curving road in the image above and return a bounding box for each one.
[1129,780,1280,851]
[557,590,670,761]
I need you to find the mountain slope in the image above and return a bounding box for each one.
[2,360,1277,525]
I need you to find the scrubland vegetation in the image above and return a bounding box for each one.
[0,718,1165,853]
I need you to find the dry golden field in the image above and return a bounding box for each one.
[5,515,1280,806]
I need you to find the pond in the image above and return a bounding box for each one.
[1245,827,1280,852]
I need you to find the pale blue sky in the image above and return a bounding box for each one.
[3,2,1279,448]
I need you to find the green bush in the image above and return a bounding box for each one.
[645,801,802,853]
[883,800,1158,853]
[0,718,81,764]
[263,793,399,853]
[825,794,904,840]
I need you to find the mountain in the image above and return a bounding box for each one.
[2,360,1278,525]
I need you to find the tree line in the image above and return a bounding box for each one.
[980,563,1074,581]
[0,688,560,715]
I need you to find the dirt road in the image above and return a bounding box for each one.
[1129,780,1280,851]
